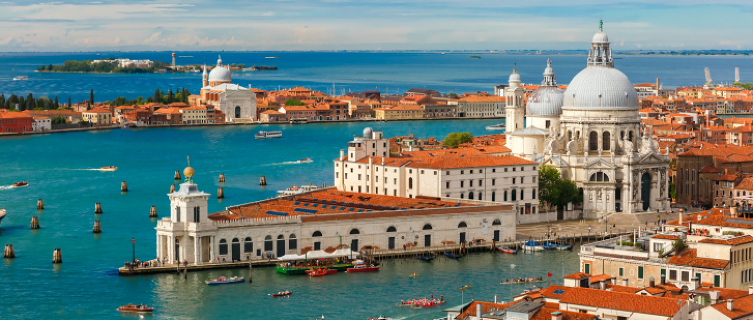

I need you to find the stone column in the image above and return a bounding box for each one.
[168,236,173,263]
[209,236,215,263]
[194,236,199,265]
[156,234,161,260]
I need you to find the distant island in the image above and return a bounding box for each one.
[37,58,278,74]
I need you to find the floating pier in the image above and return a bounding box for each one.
[150,206,158,218]
[52,248,62,263]
[37,199,44,210]
[219,173,225,183]
[4,244,15,258]
[217,187,224,199]
[260,176,267,186]
[30,216,40,229]
[93,220,102,233]
[174,170,181,180]
[95,202,103,214]
[121,181,128,192]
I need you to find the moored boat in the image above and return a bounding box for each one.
[100,166,117,171]
[12,181,28,187]
[500,278,548,285]
[205,276,245,285]
[542,242,557,250]
[346,264,380,272]
[485,123,505,130]
[117,304,154,313]
[307,268,337,277]
[255,130,283,139]
[275,262,352,274]
[443,252,464,259]
[555,244,573,250]
[498,246,517,254]
[522,240,543,251]
[13,76,29,81]
[272,290,293,297]
[289,118,308,124]
[416,254,435,262]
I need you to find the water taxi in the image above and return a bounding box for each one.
[12,181,28,187]
[298,158,313,163]
[0,209,6,225]
[346,264,380,273]
[289,118,308,124]
[485,123,506,130]
[272,290,293,297]
[500,278,547,285]
[276,184,319,198]
[13,76,29,81]
[255,130,282,139]
[100,166,117,171]
[205,276,245,285]
[117,304,154,313]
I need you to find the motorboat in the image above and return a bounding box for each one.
[13,76,29,81]
[555,244,573,250]
[289,118,308,124]
[459,285,472,290]
[298,158,313,163]
[255,130,282,139]
[0,209,6,225]
[117,304,154,313]
[542,242,557,250]
[272,290,293,297]
[99,166,117,171]
[485,123,505,130]
[498,246,517,254]
[12,181,28,187]
[346,264,380,272]
[276,184,319,197]
[307,268,337,277]
[500,278,548,285]
[522,240,543,252]
[205,276,245,285]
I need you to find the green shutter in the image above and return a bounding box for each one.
[714,275,721,287]
[661,269,666,277]
[696,272,702,283]
[584,263,590,274]
[619,268,624,277]
[638,266,644,279]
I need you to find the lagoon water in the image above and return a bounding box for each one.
[1,51,752,103]
[0,119,584,319]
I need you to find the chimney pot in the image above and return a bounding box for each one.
[749,286,753,295]
[660,274,666,285]
[600,279,606,290]
[728,299,734,311]
[551,311,563,320]
[623,278,628,286]
[476,302,482,320]
[611,276,617,285]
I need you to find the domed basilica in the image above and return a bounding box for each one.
[504,23,670,217]
[198,56,257,122]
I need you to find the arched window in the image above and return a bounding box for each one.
[469,192,474,200]
[234,106,241,118]
[408,177,413,189]
[244,237,253,253]
[219,239,228,255]
[232,238,239,243]
[458,221,467,228]
[386,226,397,232]
[492,219,502,225]
[264,235,273,251]
[312,231,323,237]
[349,228,360,235]
[289,234,297,250]
[423,224,433,230]
[628,131,634,142]
[589,172,610,182]
[512,189,517,201]
[589,131,599,151]
[492,191,496,202]
[277,235,284,240]
[603,131,611,150]
[568,130,573,141]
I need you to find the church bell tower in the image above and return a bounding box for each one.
[505,65,525,134]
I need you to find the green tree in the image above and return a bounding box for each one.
[285,98,306,106]
[7,94,19,110]
[734,82,753,90]
[68,97,71,109]
[447,92,459,99]
[18,96,25,111]
[154,88,161,103]
[0,94,5,109]
[54,96,59,109]
[443,132,473,148]
[90,89,94,107]
[26,93,35,110]
[51,116,67,124]
[669,182,676,201]
[537,165,583,212]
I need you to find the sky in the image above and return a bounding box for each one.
[1,0,752,52]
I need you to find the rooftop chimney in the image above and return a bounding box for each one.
[611,276,617,285]
[661,274,666,285]
[649,277,656,288]
[689,277,698,291]
[728,299,734,311]
[551,311,563,320]
[749,286,753,295]
[600,280,606,290]
[710,291,720,304]
[339,149,344,161]
[623,278,629,286]
[476,302,482,320]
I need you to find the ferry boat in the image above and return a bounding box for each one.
[13,76,29,81]
[117,304,154,313]
[485,123,506,130]
[289,118,308,124]
[255,130,282,139]
[12,181,28,187]
[99,166,117,171]
[0,209,6,225]
[272,290,293,297]
[276,184,319,197]
[346,264,380,273]
[205,276,245,285]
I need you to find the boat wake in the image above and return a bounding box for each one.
[0,185,14,190]
[261,160,313,166]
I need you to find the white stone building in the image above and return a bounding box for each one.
[155,166,516,265]
[504,23,671,218]
[198,56,257,122]
[32,116,51,132]
[333,128,547,223]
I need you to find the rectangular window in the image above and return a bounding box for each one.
[176,207,181,222]
[681,271,690,282]
[461,181,464,188]
[470,180,473,187]
[470,170,473,174]
[619,267,624,277]
[504,168,508,172]
[358,174,362,180]
[532,189,536,199]
[714,274,721,287]
[695,272,702,283]
[513,178,516,184]
[446,182,450,188]
[493,169,496,172]
[393,178,397,184]
[193,207,200,223]
[584,263,591,274]
[479,180,482,186]
[492,179,496,186]
[669,270,677,280]
[289,238,297,250]
[638,266,644,280]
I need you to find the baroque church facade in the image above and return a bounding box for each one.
[504,23,670,218]
[199,56,257,122]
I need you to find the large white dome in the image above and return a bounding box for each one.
[562,66,638,110]
[527,86,564,116]
[208,66,231,83]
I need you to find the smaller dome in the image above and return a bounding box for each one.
[526,86,564,117]
[509,67,521,83]
[592,31,609,43]
[208,66,231,83]
[363,127,373,139]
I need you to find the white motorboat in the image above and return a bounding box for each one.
[0,209,5,225]
[255,130,282,139]
[485,123,506,130]
[13,76,29,81]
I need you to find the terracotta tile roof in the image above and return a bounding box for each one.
[667,249,729,269]
[699,235,753,246]
[652,235,679,240]
[261,110,285,115]
[605,284,642,294]
[699,166,721,173]
[589,274,613,284]
[456,300,519,320]
[558,287,685,317]
[539,285,570,298]
[154,107,183,115]
[678,144,753,164]
[711,294,753,319]
[0,111,33,119]
[85,108,111,113]
[563,272,589,280]
[736,177,753,190]
[635,83,657,87]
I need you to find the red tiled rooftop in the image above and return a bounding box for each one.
[558,287,685,317]
[651,235,679,240]
[667,249,729,269]
[699,235,753,246]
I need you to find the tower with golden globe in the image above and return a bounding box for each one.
[165,156,210,264]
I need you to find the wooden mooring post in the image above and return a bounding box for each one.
[93,220,102,233]
[52,248,62,263]
[174,170,181,180]
[37,199,44,210]
[30,216,40,229]
[95,202,103,214]
[121,181,128,192]
[4,244,15,258]
[150,206,158,218]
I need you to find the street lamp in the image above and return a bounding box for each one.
[131,238,136,263]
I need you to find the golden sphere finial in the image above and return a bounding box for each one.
[183,156,195,182]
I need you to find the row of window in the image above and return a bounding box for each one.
[174,206,201,223]
[218,235,299,255]
[448,189,537,202]
[733,247,752,264]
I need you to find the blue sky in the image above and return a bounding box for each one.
[0,0,751,51]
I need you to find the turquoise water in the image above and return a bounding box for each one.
[0,119,586,319]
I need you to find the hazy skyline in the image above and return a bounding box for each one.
[1,0,752,51]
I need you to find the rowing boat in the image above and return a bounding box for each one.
[500,279,548,285]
